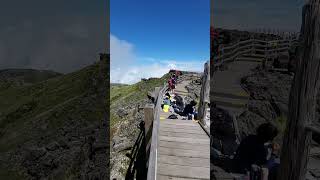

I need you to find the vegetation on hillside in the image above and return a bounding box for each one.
[110,73,170,135]
[0,59,108,179]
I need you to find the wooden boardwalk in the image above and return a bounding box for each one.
[156,78,210,180]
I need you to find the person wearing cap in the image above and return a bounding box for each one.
[163,96,171,112]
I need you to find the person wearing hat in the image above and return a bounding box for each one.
[163,96,171,112]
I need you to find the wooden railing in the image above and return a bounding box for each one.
[213,38,298,68]
[197,61,210,136]
[144,85,167,180]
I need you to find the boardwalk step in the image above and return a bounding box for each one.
[213,96,248,105]
[158,147,209,158]
[159,131,208,139]
[158,155,209,167]
[212,91,249,100]
[160,127,205,135]
[214,99,246,109]
[159,141,209,151]
[158,163,210,180]
[158,175,209,180]
[159,136,209,145]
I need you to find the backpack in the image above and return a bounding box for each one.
[168,114,178,119]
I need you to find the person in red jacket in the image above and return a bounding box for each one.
[168,78,173,93]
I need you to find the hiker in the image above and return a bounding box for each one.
[168,78,174,93]
[172,74,177,84]
[162,96,171,112]
[175,70,180,79]
[174,100,198,120]
[168,75,176,93]
[232,123,279,177]
[165,92,175,104]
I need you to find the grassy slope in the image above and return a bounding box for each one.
[0,60,107,179]
[110,74,170,134]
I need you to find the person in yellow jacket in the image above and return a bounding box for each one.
[163,96,170,112]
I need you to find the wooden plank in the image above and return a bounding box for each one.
[161,121,199,126]
[159,136,209,144]
[157,163,210,179]
[157,175,208,180]
[160,119,199,125]
[159,147,209,158]
[159,131,208,139]
[160,127,205,134]
[158,155,209,167]
[160,121,199,126]
[159,140,209,151]
[160,124,201,131]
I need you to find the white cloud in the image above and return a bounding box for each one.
[110,34,207,84]
[110,34,136,68]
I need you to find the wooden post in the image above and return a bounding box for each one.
[198,61,210,125]
[279,1,320,180]
[144,104,155,155]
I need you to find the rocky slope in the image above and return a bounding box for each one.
[110,75,170,179]
[0,58,108,179]
[240,69,320,143]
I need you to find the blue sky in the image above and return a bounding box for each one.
[110,0,210,84]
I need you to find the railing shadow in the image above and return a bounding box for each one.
[125,121,147,180]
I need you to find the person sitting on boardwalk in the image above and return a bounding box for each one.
[232,123,279,177]
[174,100,198,120]
[162,96,171,112]
[165,92,175,103]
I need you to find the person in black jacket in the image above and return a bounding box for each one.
[232,123,279,174]
[173,100,197,120]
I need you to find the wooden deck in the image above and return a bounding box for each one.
[156,78,210,180]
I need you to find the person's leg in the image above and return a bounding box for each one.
[194,112,198,120]
[187,113,192,120]
[266,157,280,180]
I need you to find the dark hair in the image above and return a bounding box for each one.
[190,100,197,106]
[165,92,171,97]
[256,122,278,142]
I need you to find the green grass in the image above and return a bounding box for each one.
[0,61,104,152]
[110,74,170,132]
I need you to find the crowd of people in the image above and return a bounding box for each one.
[162,71,198,121]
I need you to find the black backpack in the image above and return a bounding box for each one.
[168,114,178,119]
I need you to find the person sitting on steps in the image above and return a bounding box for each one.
[232,122,280,179]
[174,100,198,120]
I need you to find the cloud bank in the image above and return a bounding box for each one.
[110,34,206,84]
[0,0,108,73]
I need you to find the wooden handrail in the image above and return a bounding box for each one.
[146,85,167,180]
[214,38,297,67]
[198,61,210,137]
